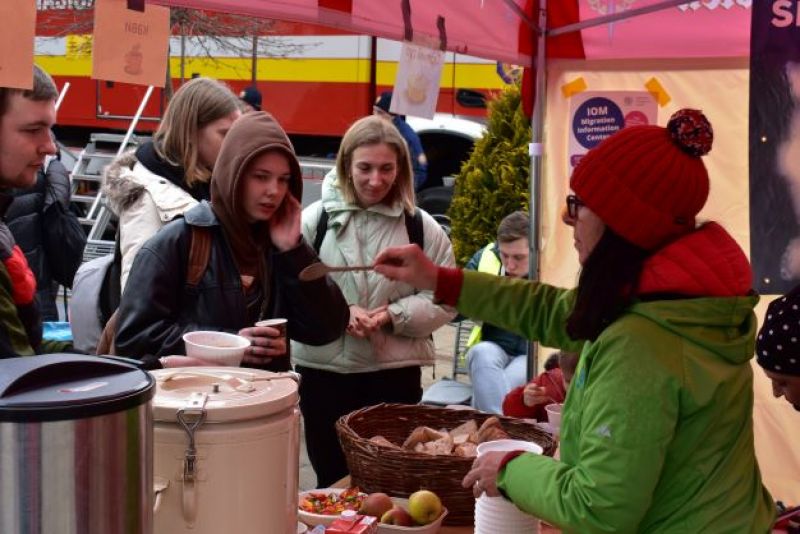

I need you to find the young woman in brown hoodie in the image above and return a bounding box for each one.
[113,112,349,370]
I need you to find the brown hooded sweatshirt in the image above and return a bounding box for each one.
[210,111,303,292]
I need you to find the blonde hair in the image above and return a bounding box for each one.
[154,77,239,187]
[335,115,415,213]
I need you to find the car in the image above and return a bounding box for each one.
[408,114,486,236]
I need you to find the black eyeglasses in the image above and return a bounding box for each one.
[566,194,584,219]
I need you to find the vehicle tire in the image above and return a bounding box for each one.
[417,186,454,236]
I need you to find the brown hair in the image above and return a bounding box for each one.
[566,228,648,342]
[497,210,529,243]
[335,115,415,213]
[0,64,58,119]
[558,351,580,384]
[154,77,239,187]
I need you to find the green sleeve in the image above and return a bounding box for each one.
[497,327,681,533]
[457,269,584,352]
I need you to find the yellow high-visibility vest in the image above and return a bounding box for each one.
[466,243,502,348]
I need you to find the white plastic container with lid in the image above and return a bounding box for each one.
[150,367,300,534]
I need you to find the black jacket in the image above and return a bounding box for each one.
[114,202,349,369]
[6,159,85,320]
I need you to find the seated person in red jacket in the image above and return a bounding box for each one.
[502,351,579,420]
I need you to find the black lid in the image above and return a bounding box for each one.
[0,354,154,422]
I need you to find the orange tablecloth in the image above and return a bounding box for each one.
[331,476,560,533]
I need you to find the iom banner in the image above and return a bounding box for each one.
[750,1,800,293]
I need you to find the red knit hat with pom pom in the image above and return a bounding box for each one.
[570,108,713,250]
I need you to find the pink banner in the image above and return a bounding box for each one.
[577,0,751,59]
[151,0,751,63]
[151,0,534,65]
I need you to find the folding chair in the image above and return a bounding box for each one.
[420,320,475,406]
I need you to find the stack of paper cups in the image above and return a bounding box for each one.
[474,439,542,534]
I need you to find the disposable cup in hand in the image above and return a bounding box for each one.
[255,318,288,358]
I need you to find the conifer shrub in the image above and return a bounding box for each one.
[448,85,531,266]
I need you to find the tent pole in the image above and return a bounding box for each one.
[502,0,540,34]
[527,0,547,381]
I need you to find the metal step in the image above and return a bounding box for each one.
[71,172,104,182]
[83,239,115,262]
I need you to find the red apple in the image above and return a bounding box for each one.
[359,492,394,518]
[380,505,414,526]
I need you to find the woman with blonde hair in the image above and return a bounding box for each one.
[295,115,456,487]
[102,76,241,290]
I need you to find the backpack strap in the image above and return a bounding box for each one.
[187,226,212,286]
[314,207,422,253]
[313,208,329,254]
[405,207,424,250]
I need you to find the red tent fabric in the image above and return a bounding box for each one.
[148,0,751,66]
[149,0,750,118]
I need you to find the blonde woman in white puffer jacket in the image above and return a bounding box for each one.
[294,115,456,488]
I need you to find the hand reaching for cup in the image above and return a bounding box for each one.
[462,451,506,498]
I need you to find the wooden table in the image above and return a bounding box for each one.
[331,476,560,533]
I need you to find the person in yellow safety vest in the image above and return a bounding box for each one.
[463,211,531,413]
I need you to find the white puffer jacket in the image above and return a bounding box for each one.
[102,151,198,290]
[292,173,456,373]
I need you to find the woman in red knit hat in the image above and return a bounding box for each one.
[375,109,775,532]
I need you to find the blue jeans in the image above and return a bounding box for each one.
[467,341,527,414]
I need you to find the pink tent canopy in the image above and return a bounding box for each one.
[148,0,752,65]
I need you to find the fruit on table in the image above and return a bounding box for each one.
[380,505,414,526]
[407,489,443,525]
[359,492,394,518]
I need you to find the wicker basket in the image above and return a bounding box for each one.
[335,403,555,526]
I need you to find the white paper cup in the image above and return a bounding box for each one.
[476,438,543,457]
[545,403,563,431]
[182,331,250,366]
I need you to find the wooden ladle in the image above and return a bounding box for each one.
[298,261,373,282]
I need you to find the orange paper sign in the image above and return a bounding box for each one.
[92,0,169,87]
[0,0,36,90]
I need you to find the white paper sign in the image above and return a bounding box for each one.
[568,91,658,168]
[390,41,444,120]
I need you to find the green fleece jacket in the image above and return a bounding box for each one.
[455,223,774,533]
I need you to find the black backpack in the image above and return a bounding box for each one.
[312,207,424,253]
[98,233,123,328]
